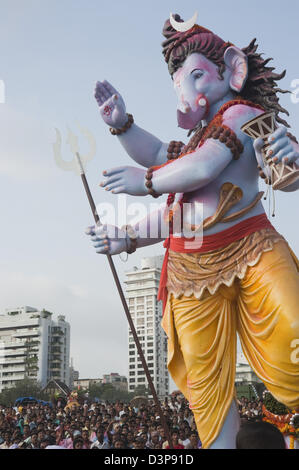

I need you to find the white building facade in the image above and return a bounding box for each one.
[235,351,262,384]
[0,306,71,392]
[125,256,169,398]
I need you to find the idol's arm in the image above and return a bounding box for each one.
[101,139,233,196]
[86,205,168,256]
[95,80,170,167]
[133,203,169,248]
[117,123,170,168]
[151,139,232,194]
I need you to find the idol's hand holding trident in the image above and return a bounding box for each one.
[85,224,132,256]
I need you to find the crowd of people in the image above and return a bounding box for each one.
[0,394,264,449]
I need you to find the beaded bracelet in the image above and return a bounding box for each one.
[109,114,134,136]
[145,167,161,199]
[121,225,138,254]
[167,140,185,160]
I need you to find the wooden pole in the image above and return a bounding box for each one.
[76,153,173,449]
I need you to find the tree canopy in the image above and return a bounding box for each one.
[0,378,50,407]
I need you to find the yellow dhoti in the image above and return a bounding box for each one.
[161,230,299,449]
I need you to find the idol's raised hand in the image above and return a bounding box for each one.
[85,224,128,255]
[94,80,128,129]
[100,166,148,196]
[254,125,299,166]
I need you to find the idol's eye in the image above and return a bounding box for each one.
[191,69,204,80]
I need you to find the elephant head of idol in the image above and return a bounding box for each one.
[162,14,248,129]
[162,13,290,131]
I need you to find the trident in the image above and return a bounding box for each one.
[53,127,173,448]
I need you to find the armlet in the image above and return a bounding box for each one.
[202,124,244,160]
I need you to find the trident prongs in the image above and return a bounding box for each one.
[53,125,96,175]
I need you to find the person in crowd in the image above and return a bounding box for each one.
[73,436,85,449]
[26,431,39,449]
[236,421,286,449]
[0,431,11,449]
[90,426,110,449]
[185,431,202,449]
[178,429,190,448]
[165,430,185,449]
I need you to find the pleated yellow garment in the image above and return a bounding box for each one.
[161,240,299,449]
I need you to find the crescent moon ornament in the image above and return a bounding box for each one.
[170,11,198,33]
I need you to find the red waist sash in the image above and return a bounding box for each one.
[158,213,275,314]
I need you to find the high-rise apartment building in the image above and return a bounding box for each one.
[0,306,71,392]
[102,373,128,392]
[236,351,262,385]
[125,256,169,398]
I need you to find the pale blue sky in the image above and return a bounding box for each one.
[0,0,298,385]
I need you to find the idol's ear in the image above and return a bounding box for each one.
[224,46,248,93]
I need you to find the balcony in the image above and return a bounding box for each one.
[0,357,24,365]
[13,331,40,339]
[1,373,26,381]
[1,366,26,374]
[50,356,62,362]
[50,348,62,354]
[49,364,61,371]
[50,374,62,380]
[51,339,62,345]
[0,341,26,348]
[2,350,26,358]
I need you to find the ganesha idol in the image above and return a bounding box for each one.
[86,13,299,448]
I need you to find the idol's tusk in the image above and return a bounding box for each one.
[170,11,198,33]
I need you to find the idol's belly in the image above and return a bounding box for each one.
[179,172,265,237]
